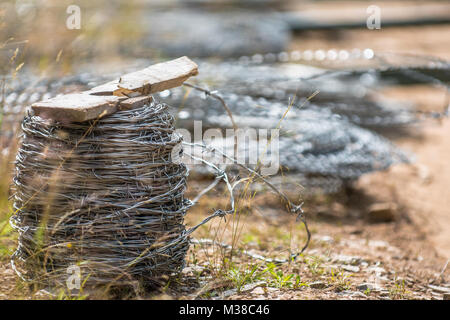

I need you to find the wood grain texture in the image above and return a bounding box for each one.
[31,57,198,122]
[31,93,123,123]
[88,56,198,96]
[119,96,153,110]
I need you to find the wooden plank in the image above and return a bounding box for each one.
[86,81,121,96]
[118,95,153,110]
[31,93,123,123]
[31,57,197,122]
[89,56,198,96]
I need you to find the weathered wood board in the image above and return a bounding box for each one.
[31,57,198,122]
[31,93,123,123]
[88,56,198,96]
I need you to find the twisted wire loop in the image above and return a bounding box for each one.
[10,101,192,290]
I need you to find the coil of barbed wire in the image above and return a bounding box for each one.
[10,96,312,293]
[11,101,192,289]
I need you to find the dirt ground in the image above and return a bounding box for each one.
[357,119,450,260]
